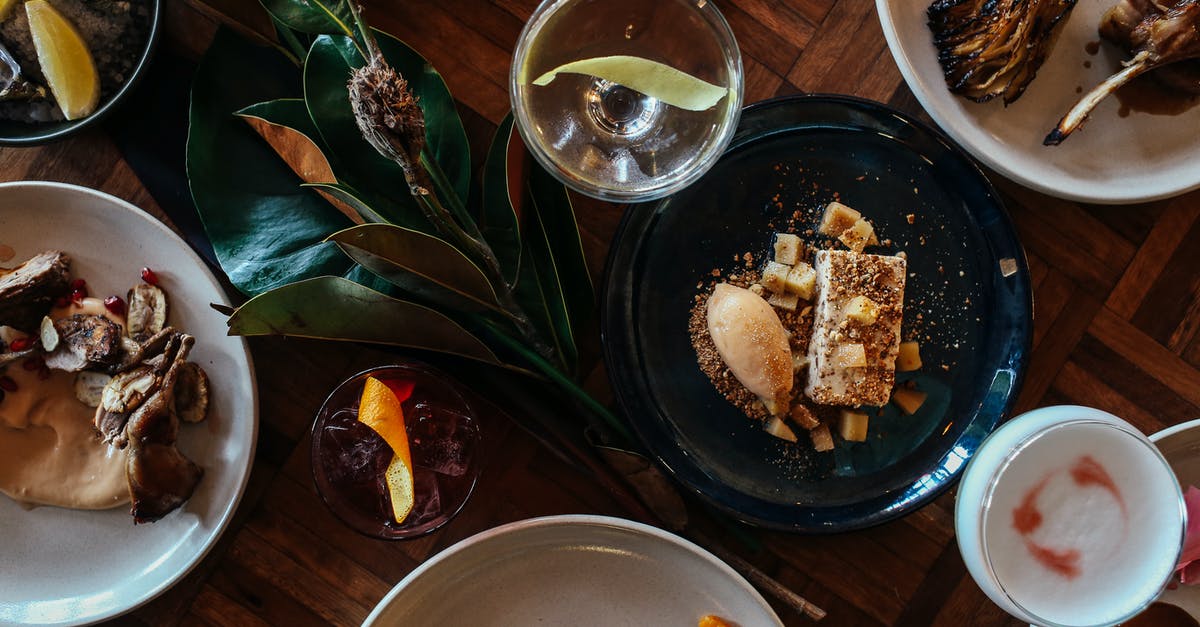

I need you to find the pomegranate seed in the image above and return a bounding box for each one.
[37,366,51,381]
[104,295,126,316]
[140,267,160,285]
[71,287,87,304]
[8,338,30,352]
[54,296,70,308]
[22,356,43,371]
[0,376,15,392]
[70,278,86,290]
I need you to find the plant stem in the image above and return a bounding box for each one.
[480,318,634,443]
[420,150,484,243]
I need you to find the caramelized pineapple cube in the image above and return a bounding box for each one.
[892,387,928,415]
[896,340,922,371]
[810,423,834,452]
[819,201,861,236]
[764,416,798,442]
[784,262,816,300]
[845,295,880,325]
[748,283,765,296]
[761,261,791,293]
[768,290,799,311]
[790,404,820,430]
[834,343,867,368]
[839,409,869,442]
[838,219,876,253]
[773,233,802,265]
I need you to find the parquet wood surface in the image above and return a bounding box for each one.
[1,1,1197,625]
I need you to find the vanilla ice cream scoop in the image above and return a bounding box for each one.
[706,283,793,415]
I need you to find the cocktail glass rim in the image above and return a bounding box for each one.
[310,363,481,541]
[972,415,1186,627]
[508,0,745,203]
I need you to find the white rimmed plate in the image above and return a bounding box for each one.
[362,515,783,626]
[1151,419,1200,619]
[877,0,1200,204]
[0,182,258,626]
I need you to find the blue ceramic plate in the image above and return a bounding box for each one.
[601,95,1032,533]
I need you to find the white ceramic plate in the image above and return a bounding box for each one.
[877,0,1200,204]
[0,182,258,626]
[1151,419,1200,619]
[363,515,784,627]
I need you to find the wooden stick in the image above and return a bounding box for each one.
[689,529,827,622]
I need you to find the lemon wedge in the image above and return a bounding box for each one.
[25,0,99,120]
[357,376,415,524]
[530,55,728,111]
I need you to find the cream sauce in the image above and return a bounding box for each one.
[0,298,128,509]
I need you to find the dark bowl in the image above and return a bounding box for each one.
[0,0,162,146]
[601,94,1033,533]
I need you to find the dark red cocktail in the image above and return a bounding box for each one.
[311,363,481,539]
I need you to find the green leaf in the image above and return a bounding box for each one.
[527,160,594,336]
[227,276,502,365]
[259,0,355,38]
[481,113,522,287]
[303,32,471,226]
[326,223,505,315]
[302,182,390,224]
[186,28,358,296]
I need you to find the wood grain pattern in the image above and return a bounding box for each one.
[0,1,1197,626]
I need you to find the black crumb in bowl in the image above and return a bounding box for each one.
[0,0,160,146]
[601,94,1033,533]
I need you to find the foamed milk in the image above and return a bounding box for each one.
[957,406,1184,627]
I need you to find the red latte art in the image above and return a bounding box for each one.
[1011,455,1127,579]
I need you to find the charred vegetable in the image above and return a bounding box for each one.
[126,284,167,341]
[1046,0,1200,144]
[174,362,209,423]
[928,0,1078,104]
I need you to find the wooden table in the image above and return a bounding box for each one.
[4,1,1200,625]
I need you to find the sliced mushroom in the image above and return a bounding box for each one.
[174,362,209,423]
[126,284,167,341]
[74,371,112,407]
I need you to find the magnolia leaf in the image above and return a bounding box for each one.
[480,113,521,287]
[513,221,575,374]
[303,182,390,224]
[527,160,594,331]
[187,28,361,297]
[304,31,471,228]
[237,98,364,225]
[326,223,505,314]
[259,0,355,38]
[227,276,502,365]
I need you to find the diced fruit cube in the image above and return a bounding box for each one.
[819,201,861,236]
[834,343,867,368]
[897,341,922,371]
[768,291,799,311]
[810,423,834,452]
[748,283,765,296]
[784,262,816,300]
[790,404,820,430]
[773,233,802,265]
[839,410,869,442]
[892,387,928,415]
[845,295,880,325]
[764,416,798,442]
[838,219,876,253]
[761,261,791,293]
[792,352,809,372]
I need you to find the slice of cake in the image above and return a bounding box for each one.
[804,250,906,407]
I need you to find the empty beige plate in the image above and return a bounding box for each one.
[363,515,783,627]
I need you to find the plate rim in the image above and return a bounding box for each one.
[362,514,783,627]
[600,93,1033,533]
[0,180,259,626]
[874,0,1200,205]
